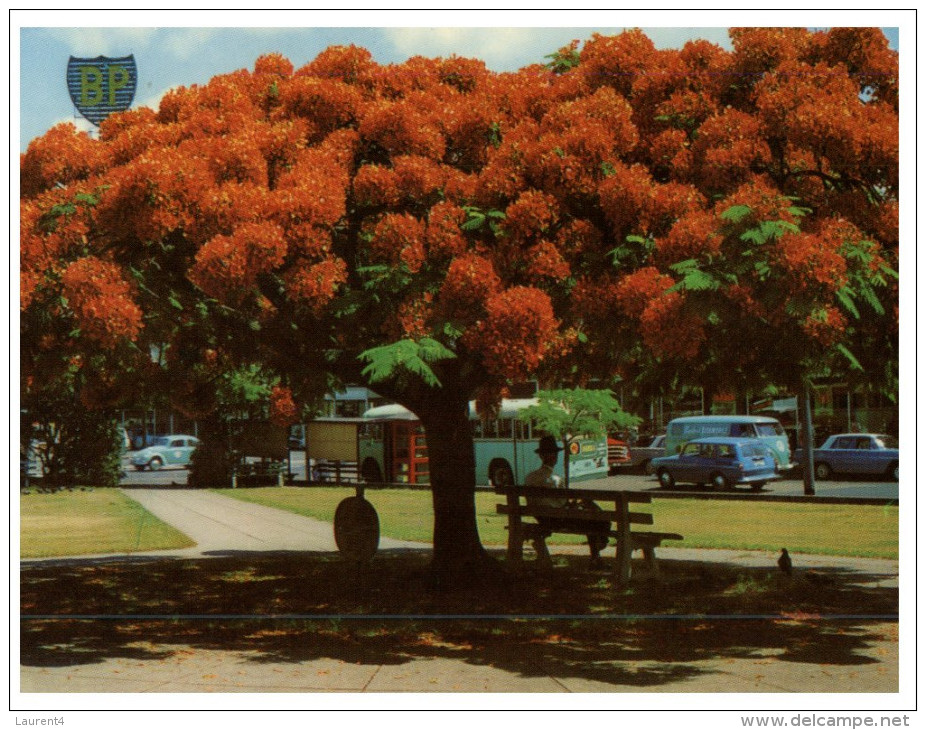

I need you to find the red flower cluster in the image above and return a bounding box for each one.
[554,219,603,262]
[525,241,571,282]
[93,149,212,243]
[21,123,105,197]
[367,213,427,273]
[191,221,288,301]
[353,164,401,207]
[464,287,558,379]
[570,277,623,323]
[801,306,848,347]
[503,190,560,240]
[59,257,142,348]
[613,268,675,318]
[773,230,848,293]
[298,44,375,84]
[386,293,434,340]
[692,110,770,193]
[725,179,798,226]
[269,385,299,426]
[647,182,707,237]
[438,253,501,322]
[278,76,363,137]
[285,257,348,314]
[657,209,721,263]
[359,98,446,160]
[639,292,705,360]
[578,29,657,97]
[425,201,468,258]
[254,53,294,79]
[598,163,654,234]
[647,129,693,181]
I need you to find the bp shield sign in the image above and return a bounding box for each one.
[67,55,137,126]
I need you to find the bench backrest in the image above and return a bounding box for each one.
[495,486,654,527]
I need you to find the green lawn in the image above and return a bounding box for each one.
[216,486,899,559]
[20,488,195,558]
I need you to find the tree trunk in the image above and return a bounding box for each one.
[416,393,502,591]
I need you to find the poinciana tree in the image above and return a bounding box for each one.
[21,28,898,586]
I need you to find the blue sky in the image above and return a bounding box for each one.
[14,9,905,152]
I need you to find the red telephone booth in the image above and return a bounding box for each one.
[386,421,429,484]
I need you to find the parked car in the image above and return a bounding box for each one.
[795,433,899,481]
[664,415,794,470]
[650,437,781,490]
[607,435,631,472]
[630,434,667,475]
[130,435,200,471]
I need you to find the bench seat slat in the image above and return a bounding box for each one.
[517,523,682,544]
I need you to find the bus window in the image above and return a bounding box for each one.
[497,418,513,439]
[514,420,531,440]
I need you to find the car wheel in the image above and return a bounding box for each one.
[657,469,675,489]
[887,462,899,481]
[642,459,653,476]
[149,457,163,471]
[710,473,730,491]
[489,461,514,489]
[814,462,832,480]
[751,481,765,491]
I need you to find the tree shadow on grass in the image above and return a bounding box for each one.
[20,550,898,690]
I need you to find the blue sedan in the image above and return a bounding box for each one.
[795,433,899,481]
[651,437,781,491]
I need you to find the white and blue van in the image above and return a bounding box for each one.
[664,415,793,470]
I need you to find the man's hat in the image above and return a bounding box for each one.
[535,435,563,454]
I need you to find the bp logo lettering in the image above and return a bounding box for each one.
[66,55,137,126]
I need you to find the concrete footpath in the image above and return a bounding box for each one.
[19,489,900,695]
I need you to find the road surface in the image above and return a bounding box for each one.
[119,453,899,501]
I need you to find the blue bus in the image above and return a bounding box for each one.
[357,399,609,487]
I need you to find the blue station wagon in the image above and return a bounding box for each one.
[651,437,781,491]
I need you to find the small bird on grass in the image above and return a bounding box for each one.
[778,548,793,576]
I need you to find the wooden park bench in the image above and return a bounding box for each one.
[495,485,683,583]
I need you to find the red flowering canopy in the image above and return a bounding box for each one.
[21,30,898,583]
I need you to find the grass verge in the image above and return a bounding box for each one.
[215,486,898,560]
[20,488,195,558]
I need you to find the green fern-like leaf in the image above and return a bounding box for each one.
[720,204,752,223]
[837,344,863,371]
[836,288,861,319]
[359,338,456,388]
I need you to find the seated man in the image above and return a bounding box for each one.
[524,435,610,568]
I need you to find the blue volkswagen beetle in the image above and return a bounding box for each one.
[130,435,200,471]
[651,437,780,490]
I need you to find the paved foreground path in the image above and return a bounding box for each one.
[120,488,425,555]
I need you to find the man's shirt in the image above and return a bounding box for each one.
[524,463,568,510]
